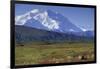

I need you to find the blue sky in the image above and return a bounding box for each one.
[15,4,95,30]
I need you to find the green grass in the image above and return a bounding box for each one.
[15,42,94,65]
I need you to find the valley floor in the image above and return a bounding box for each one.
[15,42,95,66]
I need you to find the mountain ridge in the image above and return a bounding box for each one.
[15,25,94,44]
[15,9,86,33]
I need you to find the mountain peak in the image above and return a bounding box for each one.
[15,9,83,33]
[15,9,60,30]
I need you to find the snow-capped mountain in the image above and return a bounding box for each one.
[15,9,94,45]
[15,9,59,31]
[15,9,85,33]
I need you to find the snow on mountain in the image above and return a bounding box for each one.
[15,9,39,25]
[15,9,84,33]
[47,10,83,32]
[15,9,59,30]
[69,29,74,32]
[80,28,87,32]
